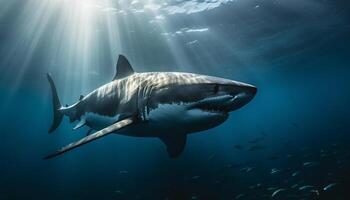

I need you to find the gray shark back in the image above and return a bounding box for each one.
[69,72,219,121]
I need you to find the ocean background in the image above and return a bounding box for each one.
[0,0,349,199]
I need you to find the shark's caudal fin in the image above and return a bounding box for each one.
[47,73,63,133]
[44,117,134,159]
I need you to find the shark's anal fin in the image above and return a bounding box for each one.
[159,133,187,158]
[44,118,134,160]
[73,119,86,130]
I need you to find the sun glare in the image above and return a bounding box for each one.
[0,0,231,105]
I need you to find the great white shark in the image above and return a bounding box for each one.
[45,55,257,159]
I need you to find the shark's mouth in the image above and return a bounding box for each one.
[188,95,235,114]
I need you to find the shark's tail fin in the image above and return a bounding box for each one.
[47,73,63,133]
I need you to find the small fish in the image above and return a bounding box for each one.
[249,183,262,189]
[267,187,277,191]
[299,185,315,191]
[311,189,320,196]
[270,168,281,174]
[323,183,337,191]
[234,145,243,150]
[119,170,129,174]
[271,188,286,198]
[235,194,244,199]
[292,171,300,177]
[240,167,253,173]
[303,161,318,167]
[246,167,253,172]
[186,40,198,46]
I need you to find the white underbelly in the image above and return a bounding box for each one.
[84,113,119,130]
[84,104,228,137]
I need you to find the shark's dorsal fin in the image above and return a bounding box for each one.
[113,55,134,80]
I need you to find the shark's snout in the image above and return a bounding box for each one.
[188,83,256,114]
[225,84,257,111]
[241,84,257,101]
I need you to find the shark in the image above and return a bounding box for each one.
[45,55,257,159]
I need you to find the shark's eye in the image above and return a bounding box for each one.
[213,85,219,94]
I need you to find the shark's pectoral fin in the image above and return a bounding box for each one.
[44,118,134,159]
[159,133,187,158]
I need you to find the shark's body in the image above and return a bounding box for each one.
[45,55,257,159]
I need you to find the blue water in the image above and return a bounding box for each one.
[0,0,349,199]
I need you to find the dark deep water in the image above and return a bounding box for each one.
[0,0,350,199]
